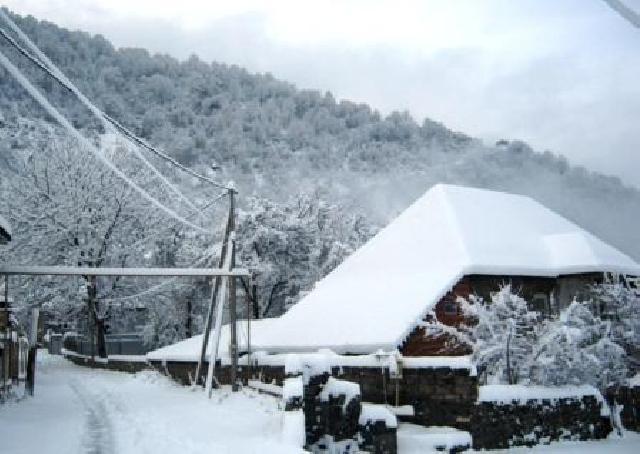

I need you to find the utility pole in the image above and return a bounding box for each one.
[194,190,232,386]
[228,190,239,392]
[198,184,241,395]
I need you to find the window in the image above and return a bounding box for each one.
[443,301,458,315]
[531,293,548,314]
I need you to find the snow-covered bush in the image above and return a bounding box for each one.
[457,285,630,389]
[590,275,640,354]
[458,286,541,384]
[531,301,627,389]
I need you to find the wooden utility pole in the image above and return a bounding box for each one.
[197,186,241,395]
[194,190,232,386]
[228,190,239,391]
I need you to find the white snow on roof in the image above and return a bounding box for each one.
[250,184,639,354]
[150,184,640,357]
[0,213,11,241]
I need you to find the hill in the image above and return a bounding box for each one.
[0,9,638,346]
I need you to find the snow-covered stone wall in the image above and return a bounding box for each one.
[471,385,612,449]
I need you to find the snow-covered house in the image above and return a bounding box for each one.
[149,184,640,362]
[0,214,10,245]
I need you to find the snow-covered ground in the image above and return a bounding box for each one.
[0,352,303,454]
[1,352,639,453]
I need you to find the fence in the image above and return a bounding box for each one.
[63,332,147,357]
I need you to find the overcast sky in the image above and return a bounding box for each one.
[4,0,640,188]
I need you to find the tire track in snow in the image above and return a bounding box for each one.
[69,379,115,454]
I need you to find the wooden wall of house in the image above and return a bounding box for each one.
[400,273,603,357]
[400,278,474,356]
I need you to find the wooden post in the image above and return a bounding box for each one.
[246,276,252,383]
[228,190,238,392]
[194,191,232,386]
[2,274,8,397]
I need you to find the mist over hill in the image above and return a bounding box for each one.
[0,9,638,337]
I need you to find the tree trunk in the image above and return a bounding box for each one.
[88,276,108,359]
[95,316,108,358]
[506,330,513,384]
[185,299,192,338]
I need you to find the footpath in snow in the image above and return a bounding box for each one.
[0,352,303,454]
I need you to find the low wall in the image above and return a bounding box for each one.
[149,353,478,429]
[470,385,612,450]
[63,350,149,374]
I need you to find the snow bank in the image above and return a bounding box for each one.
[283,377,303,401]
[319,377,360,406]
[247,380,283,397]
[478,384,604,405]
[397,423,471,453]
[281,410,305,448]
[359,403,397,428]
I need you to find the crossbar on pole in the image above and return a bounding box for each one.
[0,266,249,277]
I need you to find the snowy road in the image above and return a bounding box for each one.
[0,352,303,454]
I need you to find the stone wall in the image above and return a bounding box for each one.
[149,358,477,431]
[64,353,148,373]
[606,385,640,432]
[285,371,397,454]
[470,391,612,450]
[149,357,613,451]
[338,366,477,429]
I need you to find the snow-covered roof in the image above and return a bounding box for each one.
[150,184,640,358]
[248,184,640,354]
[0,213,10,244]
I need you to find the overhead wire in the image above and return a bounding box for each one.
[0,9,231,192]
[0,12,225,221]
[0,48,212,235]
[101,246,219,303]
[602,0,640,28]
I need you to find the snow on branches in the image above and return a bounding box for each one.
[437,280,638,390]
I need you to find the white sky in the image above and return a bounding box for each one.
[4,0,640,188]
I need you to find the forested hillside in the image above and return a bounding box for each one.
[1,9,638,348]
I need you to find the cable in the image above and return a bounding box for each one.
[0,48,212,235]
[101,247,218,303]
[0,10,232,192]
[602,0,640,28]
[0,18,220,218]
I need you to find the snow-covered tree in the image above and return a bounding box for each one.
[453,285,630,389]
[458,286,541,384]
[531,301,627,389]
[589,274,640,356]
[236,192,373,318]
[1,128,184,356]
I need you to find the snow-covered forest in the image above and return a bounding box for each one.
[1,9,639,350]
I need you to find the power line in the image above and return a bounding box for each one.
[0,9,231,191]
[0,48,212,235]
[101,247,219,303]
[602,0,640,28]
[0,11,229,217]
